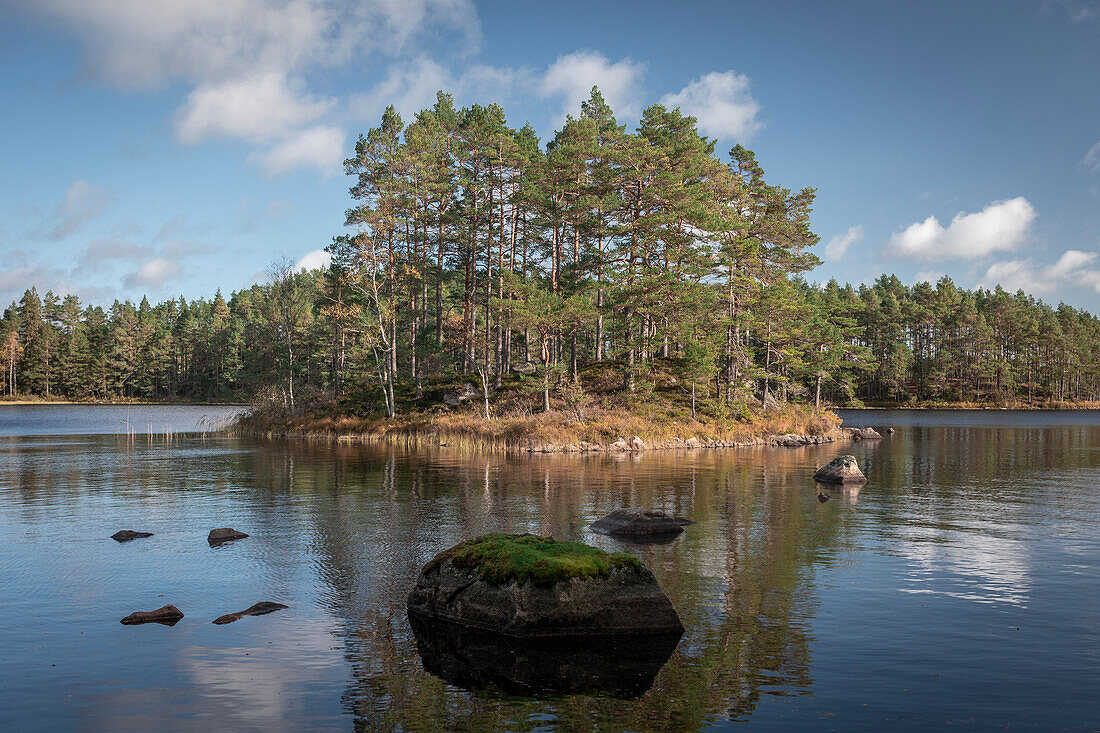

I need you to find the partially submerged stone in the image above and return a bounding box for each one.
[591,508,690,540]
[208,527,249,545]
[845,427,883,441]
[410,614,678,699]
[813,455,867,485]
[111,530,153,543]
[407,533,684,639]
[120,604,184,626]
[213,601,288,625]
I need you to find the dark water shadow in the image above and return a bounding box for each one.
[409,615,682,699]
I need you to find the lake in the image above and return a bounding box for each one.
[1,406,1098,731]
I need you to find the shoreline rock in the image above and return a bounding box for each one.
[120,604,184,626]
[407,534,684,639]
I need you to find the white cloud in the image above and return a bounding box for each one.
[250,125,346,177]
[886,197,1037,261]
[12,0,480,176]
[980,249,1100,295]
[824,225,864,261]
[175,72,334,144]
[540,51,646,122]
[347,56,534,124]
[14,0,481,91]
[660,70,762,141]
[34,180,111,241]
[124,258,182,288]
[1080,141,1100,174]
[294,249,332,272]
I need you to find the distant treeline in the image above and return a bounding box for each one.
[4,89,1100,410]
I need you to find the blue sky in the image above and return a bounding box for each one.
[1,0,1098,310]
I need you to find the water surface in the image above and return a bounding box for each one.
[1,407,1098,730]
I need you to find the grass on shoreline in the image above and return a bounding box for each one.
[232,400,842,452]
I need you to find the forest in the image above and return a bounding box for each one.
[4,89,1100,414]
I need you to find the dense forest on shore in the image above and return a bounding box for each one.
[4,89,1100,415]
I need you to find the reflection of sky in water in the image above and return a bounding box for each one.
[897,524,1031,606]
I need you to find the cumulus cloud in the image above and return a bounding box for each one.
[294,249,332,272]
[249,125,346,177]
[10,0,479,176]
[886,197,1037,261]
[124,257,182,288]
[980,249,1100,295]
[1080,141,1100,174]
[660,70,762,141]
[175,72,335,144]
[11,0,481,91]
[540,51,646,122]
[824,225,864,261]
[33,180,111,241]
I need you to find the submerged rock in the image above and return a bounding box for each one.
[208,527,249,545]
[410,614,678,699]
[885,427,896,434]
[111,530,153,543]
[813,455,867,485]
[591,508,691,541]
[213,601,289,625]
[407,533,684,639]
[120,604,184,626]
[818,492,831,502]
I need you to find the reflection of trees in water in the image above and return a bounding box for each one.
[240,441,855,731]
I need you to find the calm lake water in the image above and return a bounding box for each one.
[1,407,1099,731]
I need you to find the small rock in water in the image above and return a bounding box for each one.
[111,530,153,543]
[885,427,896,434]
[591,507,690,540]
[120,604,184,626]
[208,528,249,545]
[813,455,868,485]
[818,492,831,502]
[213,601,289,625]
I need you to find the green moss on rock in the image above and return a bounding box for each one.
[428,533,644,587]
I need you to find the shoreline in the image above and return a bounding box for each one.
[228,406,856,454]
[0,400,248,407]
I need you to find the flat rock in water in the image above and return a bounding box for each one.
[813,455,867,485]
[847,427,883,441]
[120,604,184,626]
[591,508,689,539]
[111,530,153,542]
[407,534,684,639]
[208,527,249,545]
[213,601,289,625]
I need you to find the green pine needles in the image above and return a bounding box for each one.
[430,533,644,587]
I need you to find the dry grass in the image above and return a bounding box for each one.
[232,400,841,452]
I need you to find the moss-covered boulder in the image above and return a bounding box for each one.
[407,533,683,639]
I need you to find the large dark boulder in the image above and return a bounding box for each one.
[120,604,184,626]
[213,601,289,625]
[407,534,684,639]
[410,614,678,699]
[208,528,249,545]
[813,455,867,485]
[591,508,691,541]
[111,530,153,543]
